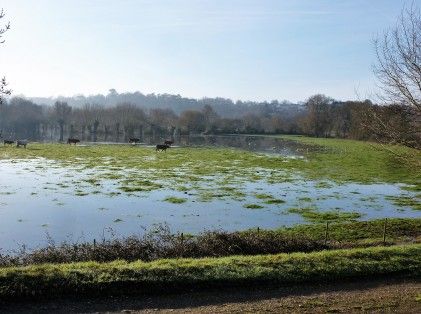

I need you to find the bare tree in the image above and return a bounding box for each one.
[371,2,421,149]
[54,101,72,142]
[178,110,205,134]
[202,104,219,133]
[0,9,11,103]
[373,3,420,112]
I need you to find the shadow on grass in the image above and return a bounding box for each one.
[0,277,417,314]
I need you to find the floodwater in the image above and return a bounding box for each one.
[0,136,419,251]
[53,134,315,156]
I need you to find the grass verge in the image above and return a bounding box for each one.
[0,244,419,299]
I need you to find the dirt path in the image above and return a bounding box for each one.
[1,278,420,313]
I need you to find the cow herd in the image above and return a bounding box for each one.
[69,137,174,151]
[0,132,175,151]
[3,140,28,148]
[0,131,29,148]
[1,139,29,148]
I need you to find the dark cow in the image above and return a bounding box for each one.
[16,140,28,148]
[3,140,14,146]
[67,138,80,145]
[164,140,174,146]
[129,138,140,144]
[156,144,170,152]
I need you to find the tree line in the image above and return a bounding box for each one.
[0,94,418,148]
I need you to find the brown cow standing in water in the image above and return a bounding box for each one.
[67,138,80,145]
[156,144,170,152]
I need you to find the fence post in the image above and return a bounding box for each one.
[257,227,260,234]
[324,222,329,245]
[93,238,96,248]
[383,218,387,244]
[180,232,184,257]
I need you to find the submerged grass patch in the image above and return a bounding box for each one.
[164,196,187,204]
[402,185,421,192]
[288,206,361,223]
[298,197,313,202]
[264,199,285,205]
[244,203,264,209]
[254,193,273,199]
[74,191,89,196]
[119,186,146,193]
[301,210,362,223]
[385,195,421,211]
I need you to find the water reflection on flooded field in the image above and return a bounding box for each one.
[56,134,314,156]
[0,136,419,251]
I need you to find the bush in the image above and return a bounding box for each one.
[0,218,419,267]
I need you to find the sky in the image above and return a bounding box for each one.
[0,0,413,102]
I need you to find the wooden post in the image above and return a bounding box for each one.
[93,239,96,248]
[383,218,387,244]
[324,222,329,245]
[257,227,260,234]
[180,233,184,257]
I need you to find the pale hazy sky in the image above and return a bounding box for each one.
[0,0,412,102]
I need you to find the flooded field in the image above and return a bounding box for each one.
[0,135,419,251]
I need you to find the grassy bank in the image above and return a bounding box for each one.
[278,135,421,185]
[0,244,419,299]
[1,218,419,267]
[281,217,421,242]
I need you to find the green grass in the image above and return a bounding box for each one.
[164,196,187,204]
[119,186,146,193]
[75,191,89,196]
[277,135,421,186]
[254,193,274,199]
[0,244,419,299]
[243,203,264,209]
[279,218,421,242]
[264,199,286,205]
[1,138,419,189]
[298,197,313,202]
[300,210,362,223]
[287,207,362,223]
[385,195,421,211]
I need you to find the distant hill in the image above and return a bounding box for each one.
[29,90,304,118]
